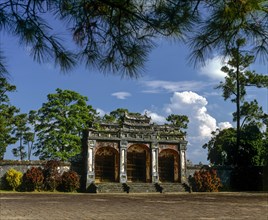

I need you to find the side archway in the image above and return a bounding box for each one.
[159,149,180,182]
[95,147,119,182]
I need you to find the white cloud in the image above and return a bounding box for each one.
[171,91,207,106]
[96,108,106,117]
[165,91,216,140]
[165,91,208,115]
[165,91,235,163]
[111,92,131,100]
[141,80,209,93]
[164,91,230,163]
[142,110,166,124]
[141,91,233,164]
[200,56,228,81]
[218,122,233,130]
[196,107,217,138]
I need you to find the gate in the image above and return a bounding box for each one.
[95,147,118,182]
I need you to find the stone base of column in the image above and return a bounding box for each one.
[180,172,187,183]
[86,172,95,186]
[152,174,159,183]
[120,173,127,183]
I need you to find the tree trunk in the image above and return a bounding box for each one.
[235,48,241,166]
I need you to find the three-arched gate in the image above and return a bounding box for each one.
[93,143,183,183]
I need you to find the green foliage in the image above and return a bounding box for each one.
[11,111,38,161]
[239,123,267,166]
[34,89,97,161]
[0,77,19,159]
[25,111,38,160]
[218,41,268,106]
[12,146,27,161]
[189,0,268,65]
[60,170,80,192]
[0,1,76,74]
[231,166,267,191]
[0,0,196,77]
[0,49,8,76]
[239,100,265,128]
[102,114,117,123]
[1,1,268,77]
[43,160,62,191]
[216,40,268,133]
[203,128,237,166]
[0,79,36,160]
[166,114,189,132]
[5,168,23,191]
[101,108,134,125]
[203,124,267,166]
[109,108,129,123]
[23,167,44,191]
[12,114,28,160]
[190,167,222,192]
[207,42,268,166]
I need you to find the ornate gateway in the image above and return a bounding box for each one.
[84,113,187,186]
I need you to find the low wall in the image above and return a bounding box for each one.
[1,161,266,191]
[0,160,71,189]
[187,165,268,191]
[187,165,233,189]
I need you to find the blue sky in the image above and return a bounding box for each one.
[2,32,267,164]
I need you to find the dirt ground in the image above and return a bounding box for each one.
[0,192,267,220]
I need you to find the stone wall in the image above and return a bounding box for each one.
[186,165,233,189]
[2,160,265,191]
[0,160,71,189]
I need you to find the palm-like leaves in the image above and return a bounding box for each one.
[0,0,76,73]
[0,0,195,77]
[1,1,267,76]
[189,0,268,65]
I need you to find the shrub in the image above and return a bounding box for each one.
[23,167,44,191]
[43,160,62,191]
[5,168,23,191]
[230,166,265,191]
[190,167,222,192]
[60,170,80,192]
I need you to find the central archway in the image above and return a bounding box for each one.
[127,144,150,182]
[95,147,119,182]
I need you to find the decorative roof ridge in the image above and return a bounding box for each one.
[155,124,180,130]
[124,112,151,121]
[122,121,152,126]
[99,122,120,126]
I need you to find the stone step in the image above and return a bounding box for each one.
[126,183,158,193]
[89,182,189,193]
[157,183,188,193]
[95,183,125,193]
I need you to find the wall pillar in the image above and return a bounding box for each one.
[119,140,128,183]
[86,140,96,186]
[151,142,159,183]
[179,141,187,183]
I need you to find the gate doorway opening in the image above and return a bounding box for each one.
[127,145,149,182]
[95,147,119,182]
[159,149,179,182]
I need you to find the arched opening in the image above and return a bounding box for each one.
[159,149,179,182]
[95,147,119,182]
[127,144,150,182]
